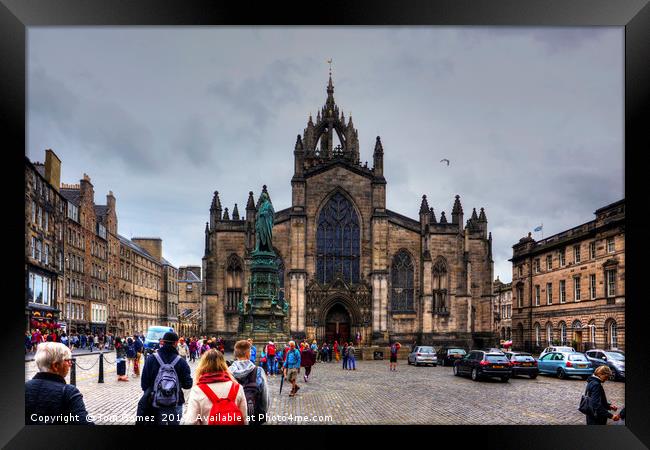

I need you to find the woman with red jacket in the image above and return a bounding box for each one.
[300,345,316,382]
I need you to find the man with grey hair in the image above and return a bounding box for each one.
[25,342,94,425]
[283,340,301,397]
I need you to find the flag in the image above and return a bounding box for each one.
[534,225,543,232]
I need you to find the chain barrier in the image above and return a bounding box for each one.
[102,354,116,365]
[74,358,100,371]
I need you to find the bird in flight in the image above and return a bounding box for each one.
[440,159,450,166]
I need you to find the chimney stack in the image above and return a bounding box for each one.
[44,149,61,191]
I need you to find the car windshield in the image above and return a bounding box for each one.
[568,354,588,362]
[605,352,624,361]
[486,355,509,362]
[419,347,434,353]
[448,349,466,355]
[146,329,168,341]
[514,355,534,362]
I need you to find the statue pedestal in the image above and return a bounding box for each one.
[239,250,290,343]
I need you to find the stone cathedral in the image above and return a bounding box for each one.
[201,75,497,349]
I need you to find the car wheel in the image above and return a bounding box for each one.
[501,377,509,383]
[557,368,567,379]
[471,368,479,381]
[415,362,420,367]
[407,358,412,365]
[453,365,460,376]
[433,364,437,367]
[530,374,538,379]
[581,375,589,380]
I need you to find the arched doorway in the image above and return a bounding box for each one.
[324,303,351,344]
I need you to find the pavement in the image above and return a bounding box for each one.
[24,354,625,425]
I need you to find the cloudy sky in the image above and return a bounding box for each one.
[27,27,624,282]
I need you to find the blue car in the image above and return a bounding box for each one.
[537,351,593,379]
[144,325,174,353]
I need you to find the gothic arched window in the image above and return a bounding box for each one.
[316,192,360,284]
[390,250,414,312]
[432,257,449,313]
[226,254,243,312]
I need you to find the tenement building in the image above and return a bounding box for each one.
[118,237,162,336]
[202,76,496,348]
[60,174,110,335]
[25,150,66,332]
[178,266,202,337]
[510,199,625,352]
[493,277,512,342]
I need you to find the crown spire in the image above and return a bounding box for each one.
[210,191,222,211]
[419,195,430,215]
[222,207,230,221]
[478,207,487,222]
[232,203,240,220]
[246,191,256,210]
[471,207,479,221]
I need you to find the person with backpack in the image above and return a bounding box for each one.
[283,340,302,397]
[182,349,248,425]
[141,332,193,425]
[347,342,357,370]
[115,337,129,382]
[228,340,269,425]
[125,337,137,377]
[389,342,401,371]
[265,341,277,376]
[342,343,349,370]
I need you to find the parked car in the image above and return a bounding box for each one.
[504,352,538,379]
[453,350,512,382]
[437,347,467,366]
[538,346,575,360]
[585,349,625,381]
[407,346,438,366]
[537,351,593,379]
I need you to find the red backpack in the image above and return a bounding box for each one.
[198,382,245,425]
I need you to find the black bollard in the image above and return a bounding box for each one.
[98,351,104,383]
[70,358,77,385]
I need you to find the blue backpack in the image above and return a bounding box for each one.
[126,343,136,358]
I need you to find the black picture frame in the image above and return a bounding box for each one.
[1,0,648,447]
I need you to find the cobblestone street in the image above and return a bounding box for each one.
[25,354,625,425]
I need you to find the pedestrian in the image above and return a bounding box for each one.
[342,342,349,370]
[189,338,198,363]
[25,332,33,354]
[265,341,277,376]
[115,337,129,382]
[333,341,340,362]
[347,342,356,370]
[182,349,248,425]
[178,338,189,361]
[133,334,144,376]
[582,365,620,425]
[60,332,68,347]
[355,331,362,346]
[25,342,94,425]
[275,348,284,375]
[88,334,94,352]
[283,340,302,397]
[141,332,193,425]
[228,340,270,425]
[248,338,257,364]
[126,337,137,376]
[260,350,268,375]
[94,334,99,351]
[301,343,316,382]
[389,342,401,371]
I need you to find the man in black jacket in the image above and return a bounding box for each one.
[25,342,94,425]
[141,332,193,425]
[584,365,620,425]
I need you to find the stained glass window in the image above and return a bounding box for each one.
[391,250,414,311]
[316,192,360,284]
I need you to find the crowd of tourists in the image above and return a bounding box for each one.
[25,329,119,354]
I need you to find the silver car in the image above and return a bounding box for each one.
[407,346,438,366]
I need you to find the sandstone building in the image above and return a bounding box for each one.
[202,76,496,348]
[493,277,513,341]
[510,199,625,352]
[178,266,202,337]
[60,174,110,335]
[25,150,66,331]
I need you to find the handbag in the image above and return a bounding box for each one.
[578,387,594,416]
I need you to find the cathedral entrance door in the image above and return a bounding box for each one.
[324,303,351,344]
